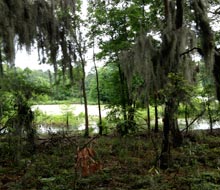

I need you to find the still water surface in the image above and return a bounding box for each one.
[32,104,107,134]
[32,104,220,134]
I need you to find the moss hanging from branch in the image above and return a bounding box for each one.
[120,34,159,101]
[135,35,157,96]
[192,0,214,71]
[0,0,77,75]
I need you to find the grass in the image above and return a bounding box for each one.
[1,129,220,189]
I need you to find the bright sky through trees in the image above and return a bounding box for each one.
[15,49,52,71]
[15,0,88,72]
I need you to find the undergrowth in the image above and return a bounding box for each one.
[1,130,220,189]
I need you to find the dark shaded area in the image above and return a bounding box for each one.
[213,48,220,100]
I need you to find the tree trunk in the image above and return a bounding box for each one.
[128,101,136,132]
[66,112,69,129]
[25,109,35,154]
[93,42,103,135]
[154,93,159,133]
[75,29,90,137]
[81,64,89,137]
[0,43,3,77]
[213,49,220,100]
[147,102,151,133]
[207,100,213,133]
[118,63,127,122]
[160,0,184,169]
[163,0,170,21]
[160,101,171,169]
[53,62,58,94]
[160,97,182,169]
[171,118,183,148]
[184,105,189,134]
[48,70,53,95]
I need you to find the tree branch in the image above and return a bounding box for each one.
[209,7,220,15]
[180,47,203,57]
[181,109,206,132]
[0,126,7,134]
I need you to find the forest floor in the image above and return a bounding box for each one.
[1,129,220,190]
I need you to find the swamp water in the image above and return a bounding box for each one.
[32,104,107,134]
[37,122,99,134]
[32,104,220,134]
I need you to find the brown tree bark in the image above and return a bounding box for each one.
[160,0,184,169]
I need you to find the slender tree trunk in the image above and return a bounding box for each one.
[0,43,3,77]
[74,29,89,137]
[93,42,102,135]
[207,100,213,133]
[81,63,89,137]
[154,93,159,133]
[126,80,135,133]
[48,70,53,96]
[128,101,136,132]
[48,70,52,87]
[53,62,58,93]
[185,105,189,134]
[80,83,83,104]
[147,102,151,133]
[66,113,69,129]
[69,51,75,86]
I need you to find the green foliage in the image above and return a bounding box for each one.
[0,69,49,125]
[162,73,194,104]
[0,68,51,163]
[88,65,122,105]
[116,119,137,136]
[1,70,48,98]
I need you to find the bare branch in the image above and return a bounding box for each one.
[180,47,203,57]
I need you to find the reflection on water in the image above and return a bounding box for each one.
[78,122,99,133]
[38,125,61,134]
[37,120,220,135]
[37,122,99,134]
[193,120,220,130]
